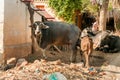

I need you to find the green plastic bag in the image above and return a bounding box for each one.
[49,73,58,80]
[43,72,67,80]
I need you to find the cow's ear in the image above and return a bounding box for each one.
[29,23,37,28]
[41,23,49,29]
[44,25,49,29]
[42,25,49,29]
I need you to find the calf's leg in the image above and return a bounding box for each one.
[84,52,90,68]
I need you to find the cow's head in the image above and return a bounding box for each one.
[30,21,49,37]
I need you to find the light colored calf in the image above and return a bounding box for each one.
[81,36,93,68]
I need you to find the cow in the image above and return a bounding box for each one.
[30,21,81,62]
[99,35,120,53]
[81,28,111,51]
[82,28,120,53]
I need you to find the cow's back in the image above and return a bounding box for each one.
[41,21,80,45]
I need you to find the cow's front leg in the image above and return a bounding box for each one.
[41,45,51,59]
[41,49,47,59]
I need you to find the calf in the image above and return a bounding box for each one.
[81,35,93,68]
[30,21,81,62]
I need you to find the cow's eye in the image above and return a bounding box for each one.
[39,23,43,27]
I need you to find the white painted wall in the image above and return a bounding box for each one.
[0,0,4,22]
[1,0,32,61]
[4,0,31,45]
[0,0,4,54]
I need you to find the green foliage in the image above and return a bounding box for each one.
[108,2,113,11]
[81,0,98,15]
[48,0,116,23]
[48,0,82,23]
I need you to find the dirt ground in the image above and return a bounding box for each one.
[26,31,120,67]
[0,48,120,80]
[26,49,120,67]
[25,50,120,79]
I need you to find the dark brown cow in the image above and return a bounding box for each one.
[30,21,81,62]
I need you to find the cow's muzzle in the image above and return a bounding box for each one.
[35,30,41,36]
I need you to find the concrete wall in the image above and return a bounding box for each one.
[2,0,31,61]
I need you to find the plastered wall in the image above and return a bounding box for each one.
[0,0,32,62]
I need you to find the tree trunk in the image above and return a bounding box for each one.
[74,10,82,30]
[26,2,35,54]
[99,0,109,31]
[112,0,120,31]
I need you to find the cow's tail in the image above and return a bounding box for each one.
[75,32,81,50]
[76,38,80,49]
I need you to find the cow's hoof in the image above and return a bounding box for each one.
[70,60,76,63]
[0,64,15,71]
[95,47,100,51]
[81,59,84,62]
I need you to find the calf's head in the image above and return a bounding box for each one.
[30,21,49,37]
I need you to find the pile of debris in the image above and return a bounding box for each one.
[0,58,119,80]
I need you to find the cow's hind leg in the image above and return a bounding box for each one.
[70,45,77,63]
[80,51,84,62]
